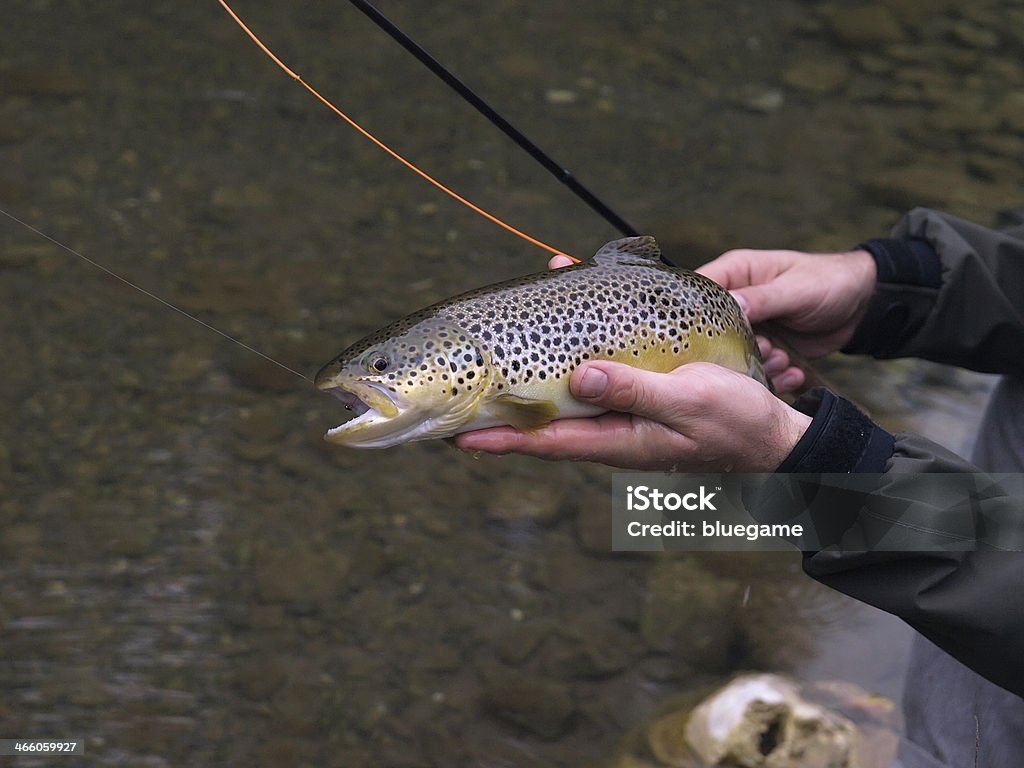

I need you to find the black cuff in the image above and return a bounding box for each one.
[857,237,942,288]
[776,388,893,473]
[843,238,942,357]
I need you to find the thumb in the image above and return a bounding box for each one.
[570,361,679,422]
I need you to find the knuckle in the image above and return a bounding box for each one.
[609,373,643,413]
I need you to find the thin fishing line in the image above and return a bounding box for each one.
[346,0,640,238]
[216,0,579,262]
[0,206,312,383]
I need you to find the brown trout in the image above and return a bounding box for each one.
[315,236,767,448]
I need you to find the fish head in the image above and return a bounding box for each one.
[314,316,491,448]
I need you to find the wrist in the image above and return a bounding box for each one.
[844,248,878,316]
[776,389,894,473]
[765,404,812,471]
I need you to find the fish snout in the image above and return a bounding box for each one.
[313,358,345,389]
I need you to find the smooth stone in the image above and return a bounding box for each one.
[253,547,351,606]
[743,88,784,114]
[233,403,287,444]
[823,6,905,47]
[482,670,577,739]
[971,133,1024,160]
[545,89,579,105]
[639,558,742,671]
[493,622,550,666]
[166,349,212,383]
[948,20,999,49]
[540,629,634,680]
[485,481,565,526]
[861,162,1015,217]
[996,92,1024,133]
[781,57,849,96]
[574,491,613,554]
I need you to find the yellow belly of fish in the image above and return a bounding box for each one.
[460,330,756,434]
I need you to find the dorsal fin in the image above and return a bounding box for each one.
[591,236,662,265]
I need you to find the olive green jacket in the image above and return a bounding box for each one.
[769,208,1024,767]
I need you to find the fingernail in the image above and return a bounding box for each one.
[577,367,608,398]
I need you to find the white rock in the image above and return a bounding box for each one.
[684,673,860,767]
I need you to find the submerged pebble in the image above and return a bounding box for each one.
[544,88,579,105]
[482,669,577,739]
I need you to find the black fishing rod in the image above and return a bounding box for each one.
[347,0,640,239]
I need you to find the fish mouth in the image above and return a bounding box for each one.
[326,387,372,418]
[317,380,408,446]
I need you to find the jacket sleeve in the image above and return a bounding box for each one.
[762,209,1024,697]
[771,389,1024,698]
[844,207,1024,375]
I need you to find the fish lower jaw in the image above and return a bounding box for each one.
[324,407,385,441]
[323,410,437,449]
[320,381,412,447]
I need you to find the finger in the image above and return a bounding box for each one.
[548,254,574,270]
[772,367,805,394]
[762,347,790,376]
[695,248,759,286]
[460,413,700,470]
[569,360,724,426]
[456,413,640,461]
[730,282,802,325]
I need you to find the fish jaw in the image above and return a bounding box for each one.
[317,378,416,448]
[316,372,490,449]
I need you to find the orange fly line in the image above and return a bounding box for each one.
[216,0,579,263]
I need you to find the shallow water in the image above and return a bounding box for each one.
[2,1,1020,765]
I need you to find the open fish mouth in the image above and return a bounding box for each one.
[319,382,403,443]
[326,387,372,418]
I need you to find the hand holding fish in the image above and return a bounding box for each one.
[696,248,878,391]
[455,360,811,471]
[458,245,877,470]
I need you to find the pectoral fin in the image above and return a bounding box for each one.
[490,394,559,431]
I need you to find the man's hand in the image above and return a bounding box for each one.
[456,247,879,467]
[456,360,811,471]
[697,248,877,358]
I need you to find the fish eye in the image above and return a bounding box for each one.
[368,354,390,373]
